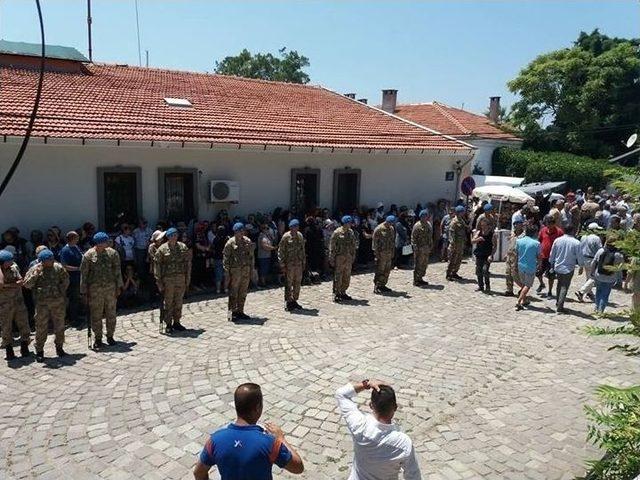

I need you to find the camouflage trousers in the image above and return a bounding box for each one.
[333,255,354,296]
[162,274,187,326]
[228,266,251,313]
[284,264,303,303]
[447,242,464,276]
[35,299,65,351]
[0,298,30,348]
[89,285,117,341]
[413,248,431,281]
[374,251,394,287]
[505,255,519,293]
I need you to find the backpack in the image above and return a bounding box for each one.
[597,245,618,275]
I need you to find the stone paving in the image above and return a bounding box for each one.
[1,260,638,480]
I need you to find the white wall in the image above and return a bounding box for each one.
[468,139,522,175]
[0,141,470,233]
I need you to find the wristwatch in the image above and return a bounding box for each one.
[362,379,370,390]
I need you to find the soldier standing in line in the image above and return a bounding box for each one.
[446,205,468,281]
[22,249,69,362]
[80,232,123,349]
[223,223,254,320]
[411,209,434,286]
[154,227,191,333]
[504,219,524,296]
[372,215,396,294]
[329,215,357,302]
[475,203,497,231]
[278,219,306,311]
[0,250,31,361]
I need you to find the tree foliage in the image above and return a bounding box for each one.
[508,30,640,159]
[214,47,310,84]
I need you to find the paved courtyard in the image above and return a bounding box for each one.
[1,260,638,480]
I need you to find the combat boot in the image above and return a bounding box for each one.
[56,345,67,357]
[285,302,293,311]
[172,323,186,331]
[93,339,105,349]
[35,350,44,362]
[5,345,15,361]
[106,336,117,345]
[20,341,30,357]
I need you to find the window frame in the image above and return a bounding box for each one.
[97,166,143,231]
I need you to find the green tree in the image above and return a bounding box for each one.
[214,47,310,84]
[508,30,640,159]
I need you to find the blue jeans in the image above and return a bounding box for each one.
[594,281,613,312]
[257,258,271,279]
[213,259,224,283]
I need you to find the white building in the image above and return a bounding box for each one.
[380,90,522,175]
[0,43,474,234]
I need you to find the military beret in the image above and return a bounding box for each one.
[165,227,178,237]
[483,204,493,211]
[0,250,13,263]
[386,215,396,223]
[455,205,466,213]
[37,249,54,261]
[93,231,109,244]
[419,209,429,218]
[289,219,300,228]
[232,222,245,232]
[341,215,353,225]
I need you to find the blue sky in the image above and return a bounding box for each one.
[1,1,638,113]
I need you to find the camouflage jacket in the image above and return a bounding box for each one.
[329,226,357,262]
[23,262,69,302]
[449,216,468,244]
[80,247,123,293]
[372,223,396,255]
[0,262,24,303]
[154,242,192,283]
[278,231,306,266]
[411,220,434,251]
[223,236,255,270]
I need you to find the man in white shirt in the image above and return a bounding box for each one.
[335,379,421,480]
[549,225,584,314]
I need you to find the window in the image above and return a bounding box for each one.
[291,168,320,214]
[97,167,142,232]
[164,97,192,107]
[158,168,198,223]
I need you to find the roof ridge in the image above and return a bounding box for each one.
[432,101,472,135]
[320,87,475,150]
[90,63,323,89]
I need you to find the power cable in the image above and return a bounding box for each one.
[0,0,45,200]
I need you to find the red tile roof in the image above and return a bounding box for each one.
[394,102,520,141]
[0,63,472,151]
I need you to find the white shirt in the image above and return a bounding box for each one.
[133,226,153,250]
[115,234,135,261]
[335,384,421,480]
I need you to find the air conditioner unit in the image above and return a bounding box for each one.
[209,180,240,203]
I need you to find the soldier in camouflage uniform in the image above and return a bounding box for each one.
[475,203,497,231]
[154,227,191,333]
[329,215,357,302]
[372,215,396,294]
[278,219,306,311]
[223,222,255,320]
[0,250,31,361]
[23,249,69,362]
[80,232,123,349]
[505,219,524,296]
[446,205,468,281]
[411,209,434,286]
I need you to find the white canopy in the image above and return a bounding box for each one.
[472,185,534,204]
[472,175,525,188]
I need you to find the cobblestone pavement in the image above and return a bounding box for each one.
[1,260,638,480]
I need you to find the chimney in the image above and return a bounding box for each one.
[344,93,356,99]
[381,89,398,113]
[489,96,501,123]
[358,98,368,104]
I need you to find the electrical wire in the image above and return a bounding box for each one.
[0,0,45,200]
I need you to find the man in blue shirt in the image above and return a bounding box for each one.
[515,224,541,311]
[60,231,84,325]
[194,383,304,480]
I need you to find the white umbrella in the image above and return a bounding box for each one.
[472,185,534,204]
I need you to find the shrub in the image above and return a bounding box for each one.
[491,147,616,191]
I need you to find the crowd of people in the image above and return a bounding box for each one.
[0,187,638,363]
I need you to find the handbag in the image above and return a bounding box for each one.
[402,244,413,256]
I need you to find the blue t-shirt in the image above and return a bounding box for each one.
[60,244,83,284]
[516,236,540,274]
[199,423,292,480]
